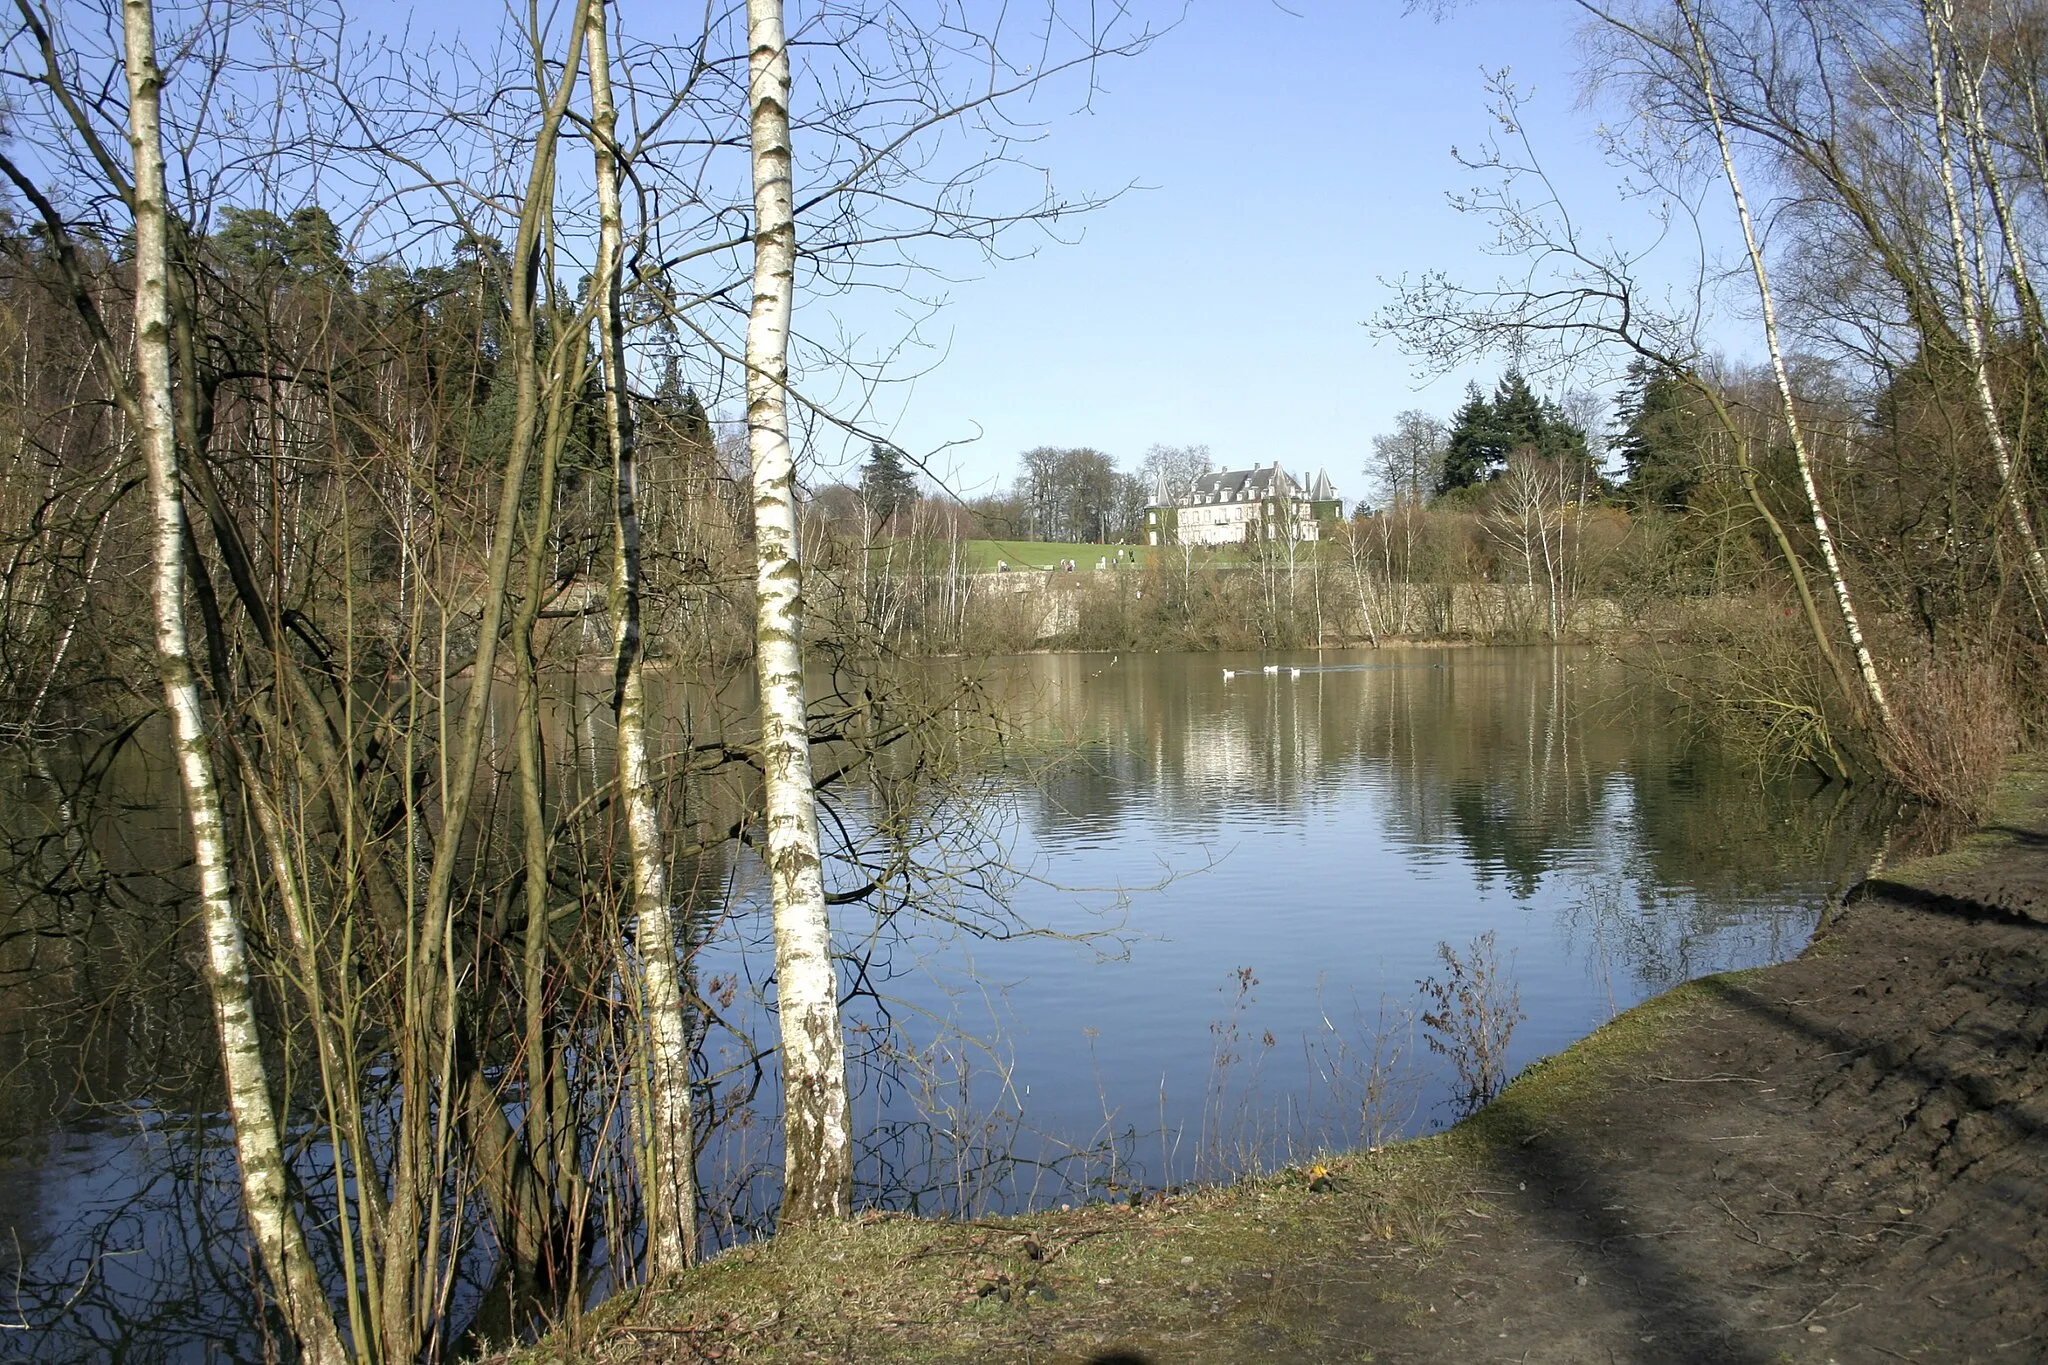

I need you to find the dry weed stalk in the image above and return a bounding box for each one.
[1883,654,2021,820]
[1419,931,1525,1117]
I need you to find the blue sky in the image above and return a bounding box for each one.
[796,0,1676,501]
[358,0,1711,503]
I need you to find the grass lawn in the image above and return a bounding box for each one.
[958,539,1144,571]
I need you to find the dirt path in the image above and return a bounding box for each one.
[1300,858,2048,1363]
[532,766,2048,1364]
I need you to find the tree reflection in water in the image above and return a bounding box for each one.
[0,647,1903,1358]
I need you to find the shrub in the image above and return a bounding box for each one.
[1883,654,2020,820]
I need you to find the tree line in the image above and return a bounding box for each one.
[1376,0,2046,815]
[0,0,1148,1358]
[812,440,1222,544]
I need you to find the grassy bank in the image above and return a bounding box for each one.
[506,983,1715,1363]
[505,963,1743,1362]
[956,539,1145,572]
[514,760,2045,1363]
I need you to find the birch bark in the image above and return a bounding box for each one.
[1950,25,2046,345]
[1676,0,1899,739]
[1920,0,2048,613]
[745,0,853,1225]
[1684,372,1857,771]
[589,4,699,1273]
[120,2,346,1359]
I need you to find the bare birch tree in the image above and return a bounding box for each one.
[1488,450,1567,639]
[119,0,345,1358]
[744,0,852,1224]
[589,0,698,1274]
[1374,62,1862,773]
[2,0,1154,1341]
[1670,0,1900,738]
[1917,0,2048,616]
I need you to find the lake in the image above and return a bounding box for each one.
[684,646,1894,1227]
[0,646,1898,1357]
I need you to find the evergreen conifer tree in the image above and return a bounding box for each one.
[1613,359,1702,511]
[1438,382,1499,494]
[1490,369,1547,453]
[1438,370,1597,497]
[860,441,918,528]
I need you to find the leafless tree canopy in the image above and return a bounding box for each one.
[1378,0,2048,803]
[0,0,1153,1355]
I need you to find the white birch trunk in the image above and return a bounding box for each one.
[588,8,699,1274]
[121,4,346,1360]
[1347,529,1381,646]
[1921,0,2048,611]
[1951,28,2046,341]
[745,0,852,1225]
[1678,0,1899,738]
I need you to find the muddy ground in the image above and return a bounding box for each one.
[1292,832,2048,1364]
[526,762,2048,1364]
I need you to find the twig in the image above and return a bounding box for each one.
[1762,1295,1861,1330]
[1763,1208,1932,1229]
[1715,1197,1767,1247]
[607,1314,756,1337]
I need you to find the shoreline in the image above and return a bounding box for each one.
[513,759,2048,1364]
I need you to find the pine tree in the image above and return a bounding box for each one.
[1534,396,1596,487]
[1613,359,1702,511]
[1438,382,1498,494]
[860,441,918,528]
[1490,369,1546,454]
[676,387,712,450]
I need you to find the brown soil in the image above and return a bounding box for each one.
[1298,840,2048,1363]
[528,762,2048,1364]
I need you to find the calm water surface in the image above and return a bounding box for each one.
[686,647,1890,1214]
[0,646,1894,1357]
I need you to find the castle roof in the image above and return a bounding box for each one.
[1182,463,1299,504]
[1147,464,1342,509]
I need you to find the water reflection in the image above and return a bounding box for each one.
[0,647,1901,1359]
[671,648,1895,1224]
[884,648,1895,1190]
[0,735,271,1360]
[993,649,1876,910]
